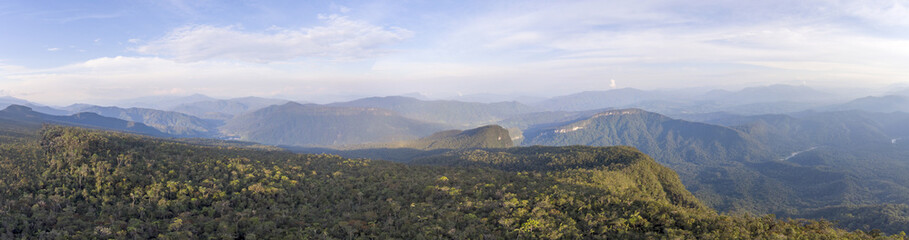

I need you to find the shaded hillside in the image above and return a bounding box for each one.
[517,109,839,214]
[497,109,604,130]
[70,105,220,137]
[797,204,909,234]
[0,105,165,137]
[0,126,877,238]
[517,107,909,233]
[171,96,289,120]
[1,96,68,115]
[711,111,909,154]
[302,125,515,161]
[522,109,768,165]
[329,96,537,127]
[381,125,514,150]
[222,102,447,146]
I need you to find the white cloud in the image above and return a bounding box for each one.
[136,15,413,63]
[846,0,909,27]
[46,48,60,51]
[421,0,909,91]
[6,0,909,105]
[0,56,410,105]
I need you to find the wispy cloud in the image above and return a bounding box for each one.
[136,15,413,63]
[415,0,909,89]
[0,56,405,105]
[46,48,59,51]
[55,12,121,23]
[3,0,909,105]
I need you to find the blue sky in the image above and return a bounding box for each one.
[1,0,908,105]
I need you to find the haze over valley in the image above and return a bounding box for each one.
[2,0,909,238]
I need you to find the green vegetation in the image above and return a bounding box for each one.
[353,124,514,150]
[411,145,704,209]
[289,125,513,163]
[518,108,909,234]
[0,125,890,238]
[798,204,909,235]
[520,109,782,213]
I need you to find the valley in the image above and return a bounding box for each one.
[5,1,909,237]
[2,84,909,235]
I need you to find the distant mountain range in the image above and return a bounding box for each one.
[1,96,69,115]
[65,105,220,137]
[534,88,659,112]
[328,96,538,128]
[289,125,515,162]
[515,107,909,231]
[824,95,909,113]
[222,102,448,146]
[170,96,289,120]
[114,93,218,110]
[532,85,849,115]
[3,84,909,233]
[522,108,767,164]
[0,105,165,137]
[703,84,839,105]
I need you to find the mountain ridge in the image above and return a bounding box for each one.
[222,102,448,146]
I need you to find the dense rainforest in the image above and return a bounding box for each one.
[0,125,901,238]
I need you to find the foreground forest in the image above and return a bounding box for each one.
[0,125,900,238]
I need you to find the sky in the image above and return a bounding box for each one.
[1,0,908,105]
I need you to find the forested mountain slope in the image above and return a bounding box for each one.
[534,88,657,112]
[360,125,514,150]
[289,125,514,163]
[68,105,220,137]
[522,109,769,165]
[518,108,909,233]
[412,145,704,209]
[518,109,876,216]
[222,102,447,146]
[0,125,881,238]
[0,105,165,137]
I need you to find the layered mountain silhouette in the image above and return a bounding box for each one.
[328,96,537,127]
[3,84,909,233]
[516,108,909,218]
[66,105,220,137]
[170,96,289,120]
[522,109,768,165]
[825,95,909,113]
[222,102,447,146]
[534,88,658,112]
[0,105,165,136]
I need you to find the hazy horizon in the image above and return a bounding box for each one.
[2,0,909,105]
